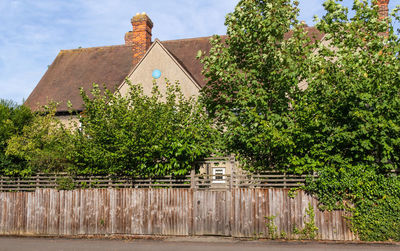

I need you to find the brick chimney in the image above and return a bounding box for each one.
[125,12,153,65]
[376,0,389,20]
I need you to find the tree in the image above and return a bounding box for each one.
[290,0,400,241]
[199,0,313,171]
[0,100,33,175]
[68,80,218,177]
[201,0,400,241]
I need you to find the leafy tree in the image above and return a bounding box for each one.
[290,0,400,241]
[199,0,313,170]
[6,105,74,175]
[0,100,33,175]
[201,0,400,241]
[69,80,218,176]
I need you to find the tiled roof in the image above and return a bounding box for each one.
[25,45,135,112]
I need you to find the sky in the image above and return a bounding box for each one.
[0,0,398,103]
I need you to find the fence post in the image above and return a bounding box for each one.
[0,175,3,191]
[229,157,233,190]
[108,174,112,189]
[190,169,195,189]
[283,172,287,188]
[230,156,236,189]
[190,168,197,236]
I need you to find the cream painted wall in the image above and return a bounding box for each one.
[119,41,200,99]
[58,115,79,129]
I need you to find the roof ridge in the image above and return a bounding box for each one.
[60,44,131,53]
[161,35,224,43]
[57,37,215,54]
[59,35,221,53]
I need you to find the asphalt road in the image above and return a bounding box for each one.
[0,237,399,251]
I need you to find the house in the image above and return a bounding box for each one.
[24,1,389,180]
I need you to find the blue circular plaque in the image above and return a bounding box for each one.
[152,69,161,79]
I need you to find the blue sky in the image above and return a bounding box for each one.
[0,0,398,103]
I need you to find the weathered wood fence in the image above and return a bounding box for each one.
[0,157,318,191]
[0,173,313,192]
[0,188,356,240]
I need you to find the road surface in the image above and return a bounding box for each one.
[0,236,398,251]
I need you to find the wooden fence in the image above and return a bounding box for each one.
[0,172,313,192]
[0,188,356,240]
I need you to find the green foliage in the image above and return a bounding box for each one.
[56,176,75,190]
[288,188,299,198]
[5,105,75,175]
[265,206,317,240]
[300,203,319,240]
[201,0,400,241]
[0,100,33,175]
[290,0,400,241]
[264,215,278,239]
[69,80,218,177]
[200,0,313,171]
